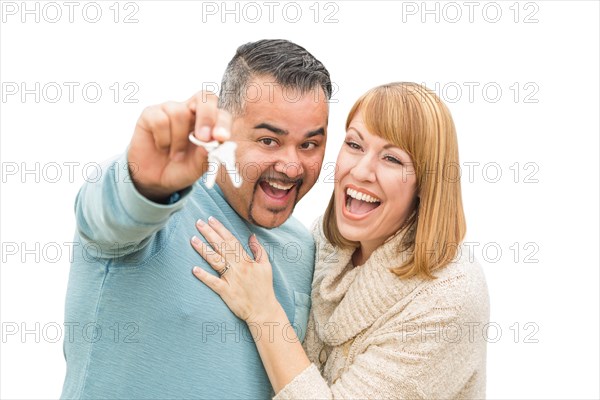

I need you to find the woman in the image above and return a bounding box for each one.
[190,82,489,399]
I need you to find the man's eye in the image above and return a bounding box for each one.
[300,142,318,150]
[259,138,278,147]
[345,141,361,150]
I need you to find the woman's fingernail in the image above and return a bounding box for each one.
[191,236,201,245]
[208,216,216,225]
[197,219,205,227]
[193,266,203,275]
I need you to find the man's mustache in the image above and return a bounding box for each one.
[258,171,303,186]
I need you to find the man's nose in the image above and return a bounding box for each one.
[274,147,304,179]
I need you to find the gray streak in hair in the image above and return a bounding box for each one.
[217,39,332,116]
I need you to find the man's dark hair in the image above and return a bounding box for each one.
[218,39,332,115]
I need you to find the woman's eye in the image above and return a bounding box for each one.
[345,141,361,150]
[384,155,403,165]
[259,138,278,147]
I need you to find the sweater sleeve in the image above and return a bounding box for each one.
[74,152,192,258]
[274,275,487,400]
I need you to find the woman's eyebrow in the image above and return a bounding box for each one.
[347,127,364,140]
[348,127,404,152]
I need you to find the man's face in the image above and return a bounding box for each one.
[218,76,329,228]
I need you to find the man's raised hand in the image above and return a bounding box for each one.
[127,92,232,202]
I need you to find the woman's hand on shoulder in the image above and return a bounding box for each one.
[190,216,280,324]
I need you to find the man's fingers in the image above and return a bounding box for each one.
[213,109,232,142]
[142,106,171,151]
[189,92,219,142]
[162,102,195,160]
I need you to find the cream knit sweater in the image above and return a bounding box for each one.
[274,218,490,399]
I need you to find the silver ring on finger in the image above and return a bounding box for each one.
[217,262,231,278]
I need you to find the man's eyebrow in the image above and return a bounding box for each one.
[306,128,325,138]
[253,123,288,136]
[254,124,326,138]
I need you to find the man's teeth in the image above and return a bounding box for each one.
[267,180,294,190]
[346,188,380,203]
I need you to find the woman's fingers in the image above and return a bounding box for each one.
[195,218,226,254]
[248,234,267,263]
[196,217,250,261]
[192,266,226,295]
[190,235,229,275]
[190,222,276,323]
[207,216,239,244]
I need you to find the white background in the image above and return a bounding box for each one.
[1,1,599,399]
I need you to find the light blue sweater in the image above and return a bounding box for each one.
[60,154,315,399]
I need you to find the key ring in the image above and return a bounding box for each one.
[188,133,242,189]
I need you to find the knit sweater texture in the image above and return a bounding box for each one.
[274,218,490,399]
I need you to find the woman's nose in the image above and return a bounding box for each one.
[350,154,376,182]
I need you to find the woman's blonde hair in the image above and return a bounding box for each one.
[323,82,466,279]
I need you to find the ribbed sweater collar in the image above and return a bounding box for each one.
[311,217,423,346]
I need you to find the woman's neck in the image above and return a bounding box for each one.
[352,241,380,267]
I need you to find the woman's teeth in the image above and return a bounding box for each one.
[346,188,380,203]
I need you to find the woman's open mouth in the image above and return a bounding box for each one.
[343,186,381,219]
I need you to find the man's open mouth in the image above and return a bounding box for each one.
[259,179,297,200]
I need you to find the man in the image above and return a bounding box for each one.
[61,39,331,399]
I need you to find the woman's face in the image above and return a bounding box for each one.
[335,112,418,253]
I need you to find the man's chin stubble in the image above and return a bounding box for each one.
[248,184,301,229]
